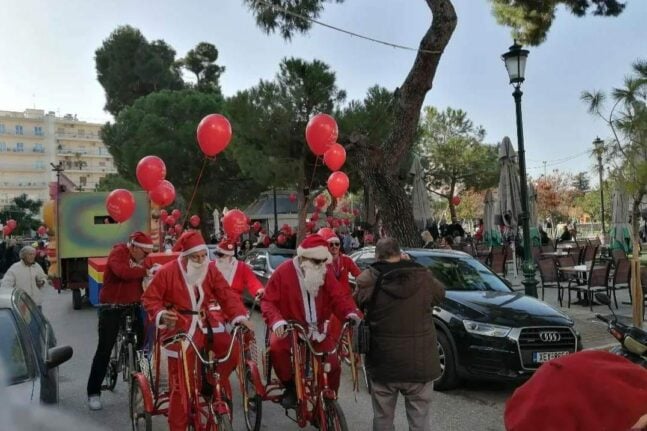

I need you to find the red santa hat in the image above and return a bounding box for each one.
[172,231,208,257]
[297,234,332,263]
[216,238,236,256]
[504,350,647,431]
[129,231,153,250]
[317,227,338,243]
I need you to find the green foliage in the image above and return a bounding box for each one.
[94,174,139,192]
[95,25,184,116]
[100,89,264,217]
[179,42,225,92]
[227,57,346,190]
[572,182,612,226]
[571,171,590,192]
[490,0,625,45]
[0,194,43,236]
[417,107,499,210]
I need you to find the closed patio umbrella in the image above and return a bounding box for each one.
[609,187,632,253]
[483,190,502,246]
[497,137,522,231]
[410,155,432,230]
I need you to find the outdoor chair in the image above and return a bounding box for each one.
[488,246,508,277]
[531,246,542,265]
[612,249,627,264]
[588,238,601,249]
[541,244,555,253]
[565,259,611,311]
[537,256,561,302]
[610,257,631,309]
[581,244,598,266]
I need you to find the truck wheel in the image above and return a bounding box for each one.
[72,289,82,310]
[434,331,459,391]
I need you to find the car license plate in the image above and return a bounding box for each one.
[533,351,569,363]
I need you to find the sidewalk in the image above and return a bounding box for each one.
[504,273,635,350]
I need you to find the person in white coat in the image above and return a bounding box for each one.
[0,246,47,309]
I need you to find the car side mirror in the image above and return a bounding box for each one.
[46,345,73,370]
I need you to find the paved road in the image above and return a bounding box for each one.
[44,287,511,430]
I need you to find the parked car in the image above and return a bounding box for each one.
[244,247,296,287]
[349,247,581,390]
[0,288,73,404]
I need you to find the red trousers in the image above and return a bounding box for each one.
[269,332,341,392]
[167,331,239,431]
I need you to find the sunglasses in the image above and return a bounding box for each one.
[304,257,328,265]
[215,252,226,258]
[328,242,341,247]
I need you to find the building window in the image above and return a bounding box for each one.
[15,125,23,135]
[79,176,87,186]
[34,160,45,170]
[0,124,5,133]
[78,129,85,137]
[34,126,43,136]
[0,142,5,152]
[16,142,24,152]
[33,144,44,153]
[98,161,106,167]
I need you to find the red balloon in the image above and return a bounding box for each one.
[149,180,176,207]
[276,233,287,245]
[314,194,327,209]
[281,224,292,236]
[306,221,316,232]
[171,209,181,220]
[311,213,319,222]
[317,227,335,239]
[252,221,262,232]
[189,215,201,228]
[165,216,176,226]
[352,208,360,217]
[327,171,349,198]
[37,226,47,236]
[105,189,136,223]
[343,219,350,226]
[2,225,12,236]
[305,114,338,156]
[167,227,175,236]
[452,195,461,206]
[331,219,341,228]
[136,156,166,191]
[288,193,297,203]
[196,114,232,157]
[174,223,183,236]
[7,219,17,230]
[222,209,249,240]
[323,143,346,171]
[160,209,168,219]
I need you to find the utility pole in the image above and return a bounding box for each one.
[542,161,547,178]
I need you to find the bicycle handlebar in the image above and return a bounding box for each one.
[284,320,353,357]
[98,303,140,310]
[162,324,246,366]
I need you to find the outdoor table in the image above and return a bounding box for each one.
[558,264,601,306]
[556,243,577,250]
[541,251,569,257]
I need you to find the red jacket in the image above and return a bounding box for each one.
[224,260,263,297]
[99,243,147,304]
[329,254,361,295]
[261,258,360,339]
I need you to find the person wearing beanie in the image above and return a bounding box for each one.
[261,234,362,410]
[86,231,154,411]
[141,231,252,431]
[505,350,647,431]
[214,238,264,300]
[0,245,48,307]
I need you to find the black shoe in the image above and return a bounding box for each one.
[280,383,297,409]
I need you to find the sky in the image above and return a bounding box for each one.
[1,0,645,184]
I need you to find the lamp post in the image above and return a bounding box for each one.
[502,41,538,298]
[593,137,606,234]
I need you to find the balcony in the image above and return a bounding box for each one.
[65,167,117,174]
[0,181,48,190]
[55,132,101,142]
[56,148,111,157]
[0,130,45,139]
[0,147,46,155]
[0,163,47,172]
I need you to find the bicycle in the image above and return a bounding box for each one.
[100,303,141,392]
[260,320,355,430]
[130,324,245,431]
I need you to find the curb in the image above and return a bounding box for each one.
[584,343,615,351]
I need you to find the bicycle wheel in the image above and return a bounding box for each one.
[242,368,262,431]
[215,413,233,431]
[321,399,348,431]
[129,377,152,431]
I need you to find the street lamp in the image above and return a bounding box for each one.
[593,137,606,234]
[502,41,538,298]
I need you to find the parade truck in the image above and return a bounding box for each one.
[47,191,153,310]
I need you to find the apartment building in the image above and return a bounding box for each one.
[0,108,117,208]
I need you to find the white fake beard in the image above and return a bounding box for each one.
[300,260,327,296]
[215,256,235,281]
[186,260,208,286]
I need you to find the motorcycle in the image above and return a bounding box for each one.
[594,292,647,366]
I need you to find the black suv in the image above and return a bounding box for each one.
[350,247,581,390]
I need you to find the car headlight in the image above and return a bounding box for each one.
[463,320,511,338]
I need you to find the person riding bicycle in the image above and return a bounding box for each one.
[213,237,264,300]
[261,234,362,409]
[141,231,253,431]
[86,231,154,411]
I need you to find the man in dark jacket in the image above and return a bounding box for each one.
[355,238,445,431]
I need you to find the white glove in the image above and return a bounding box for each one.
[346,313,362,326]
[147,263,162,277]
[274,323,288,338]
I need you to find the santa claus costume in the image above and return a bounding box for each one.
[142,231,249,431]
[318,229,362,343]
[261,235,361,400]
[214,238,263,299]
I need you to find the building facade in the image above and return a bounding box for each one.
[0,109,117,208]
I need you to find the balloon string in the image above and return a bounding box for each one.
[182,157,209,227]
[307,156,320,193]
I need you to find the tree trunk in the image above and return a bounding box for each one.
[296,163,309,244]
[352,0,457,247]
[631,197,644,326]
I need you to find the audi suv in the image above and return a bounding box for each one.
[349,247,582,390]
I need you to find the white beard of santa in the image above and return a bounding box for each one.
[186,259,208,286]
[215,256,236,281]
[300,259,327,296]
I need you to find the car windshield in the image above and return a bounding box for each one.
[410,254,511,292]
[0,309,30,384]
[269,253,293,269]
